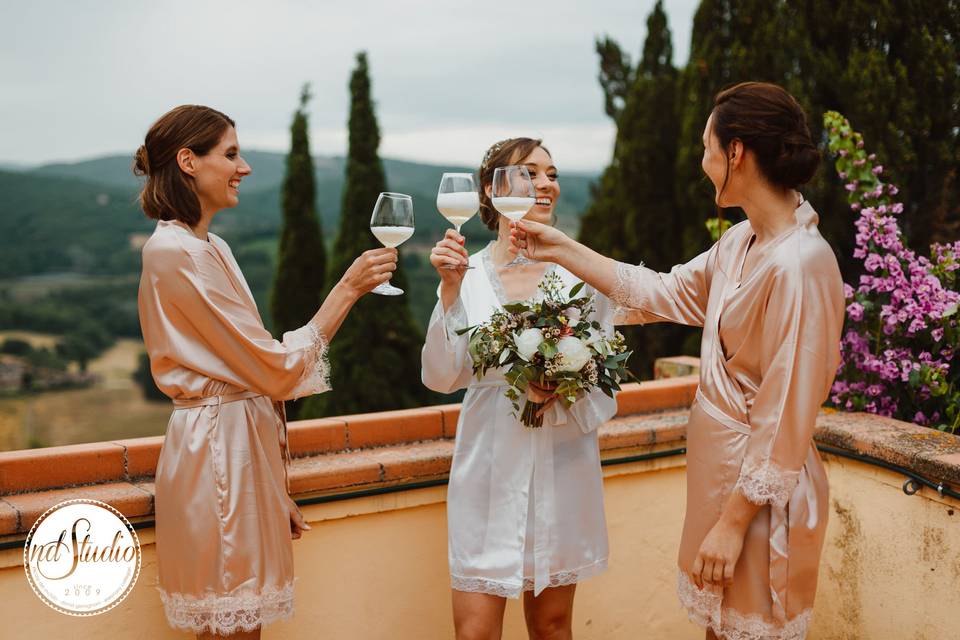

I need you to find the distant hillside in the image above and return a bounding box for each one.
[27,151,596,237]
[0,152,597,280]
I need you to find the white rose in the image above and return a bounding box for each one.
[556,336,592,372]
[514,328,544,361]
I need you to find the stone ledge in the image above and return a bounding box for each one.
[0,403,691,538]
[3,371,957,540]
[0,377,699,495]
[815,409,960,485]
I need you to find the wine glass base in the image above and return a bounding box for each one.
[372,282,404,296]
[502,252,538,269]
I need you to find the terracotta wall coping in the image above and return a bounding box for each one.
[0,407,690,538]
[0,377,699,496]
[2,371,958,539]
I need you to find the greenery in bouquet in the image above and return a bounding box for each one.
[824,111,959,433]
[457,273,633,428]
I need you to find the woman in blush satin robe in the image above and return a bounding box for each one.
[510,83,845,640]
[135,105,397,640]
[422,138,617,640]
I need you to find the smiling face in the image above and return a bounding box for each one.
[191,126,251,215]
[515,145,559,224]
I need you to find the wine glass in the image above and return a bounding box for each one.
[369,192,414,296]
[436,172,479,270]
[491,165,536,268]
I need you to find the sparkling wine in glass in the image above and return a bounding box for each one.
[369,192,414,296]
[491,165,536,268]
[436,172,479,270]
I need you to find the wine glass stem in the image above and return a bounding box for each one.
[454,224,462,234]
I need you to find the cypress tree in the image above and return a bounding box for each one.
[300,52,430,418]
[580,1,689,377]
[673,0,801,259]
[672,0,959,277]
[271,84,326,419]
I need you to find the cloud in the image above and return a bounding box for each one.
[0,0,698,170]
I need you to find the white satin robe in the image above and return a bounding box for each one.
[612,201,844,640]
[421,245,618,598]
[138,219,330,635]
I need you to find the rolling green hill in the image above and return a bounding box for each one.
[1,153,597,334]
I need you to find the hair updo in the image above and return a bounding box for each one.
[477,137,550,231]
[133,105,235,227]
[711,82,819,193]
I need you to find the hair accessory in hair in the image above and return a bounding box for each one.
[481,139,511,170]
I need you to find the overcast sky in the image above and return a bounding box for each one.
[1,0,698,172]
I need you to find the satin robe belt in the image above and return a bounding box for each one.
[695,387,789,623]
[172,390,292,494]
[694,388,750,435]
[467,378,562,595]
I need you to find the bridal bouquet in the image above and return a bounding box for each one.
[457,273,633,428]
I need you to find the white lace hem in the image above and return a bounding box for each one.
[677,572,811,640]
[451,560,607,599]
[159,582,294,635]
[609,260,646,309]
[286,321,331,399]
[735,458,797,508]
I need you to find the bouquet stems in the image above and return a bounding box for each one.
[520,399,546,428]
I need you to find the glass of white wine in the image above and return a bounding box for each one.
[436,172,479,270]
[491,165,536,268]
[369,192,414,296]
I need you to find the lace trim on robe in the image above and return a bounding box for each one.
[609,261,646,309]
[159,582,294,635]
[442,297,469,342]
[480,243,557,307]
[451,559,607,599]
[677,572,812,640]
[285,321,331,399]
[734,458,796,509]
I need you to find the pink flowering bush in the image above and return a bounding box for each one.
[825,111,959,432]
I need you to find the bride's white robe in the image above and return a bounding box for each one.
[421,245,617,597]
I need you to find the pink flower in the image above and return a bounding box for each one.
[847,302,864,321]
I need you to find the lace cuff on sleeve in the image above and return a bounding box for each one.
[441,297,469,342]
[734,458,797,509]
[609,261,646,309]
[284,321,331,399]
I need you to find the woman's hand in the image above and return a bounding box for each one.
[527,380,559,417]
[430,229,469,309]
[288,498,311,540]
[691,519,746,589]
[509,220,571,264]
[337,248,398,299]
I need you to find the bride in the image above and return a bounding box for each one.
[422,137,618,640]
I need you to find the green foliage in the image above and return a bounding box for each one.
[0,339,32,356]
[271,84,328,414]
[671,0,959,277]
[133,351,167,402]
[299,52,433,418]
[56,319,114,372]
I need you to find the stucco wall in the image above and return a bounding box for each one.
[2,452,958,639]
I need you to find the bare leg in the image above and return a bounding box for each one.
[523,584,577,640]
[198,629,261,640]
[452,589,508,640]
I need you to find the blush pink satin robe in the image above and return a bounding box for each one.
[138,220,330,636]
[612,201,844,640]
